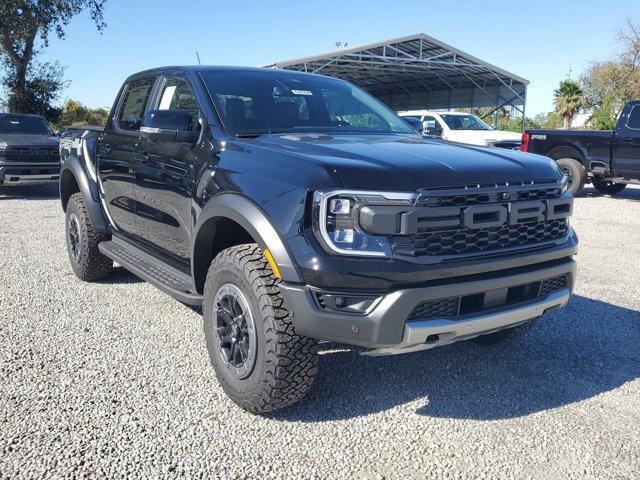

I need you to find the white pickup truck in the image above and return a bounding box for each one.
[398,110,522,149]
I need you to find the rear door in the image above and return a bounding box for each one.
[133,73,203,265]
[612,102,640,177]
[98,76,157,237]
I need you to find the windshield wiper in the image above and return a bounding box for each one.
[235,130,294,138]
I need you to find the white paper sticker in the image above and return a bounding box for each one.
[291,89,313,96]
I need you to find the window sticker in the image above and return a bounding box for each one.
[291,89,313,96]
[159,85,177,109]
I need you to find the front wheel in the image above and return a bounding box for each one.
[203,244,318,414]
[556,158,586,196]
[592,178,626,196]
[65,193,113,281]
[470,317,539,345]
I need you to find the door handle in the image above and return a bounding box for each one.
[138,151,151,163]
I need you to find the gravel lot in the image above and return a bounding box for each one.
[1,184,639,479]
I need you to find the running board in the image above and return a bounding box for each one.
[99,237,203,306]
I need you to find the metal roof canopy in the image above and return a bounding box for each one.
[265,33,529,119]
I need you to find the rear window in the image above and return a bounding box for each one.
[117,77,156,131]
[627,105,640,130]
[0,116,53,135]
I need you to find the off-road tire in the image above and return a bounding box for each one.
[556,158,586,196]
[470,317,539,345]
[65,192,113,281]
[203,244,318,414]
[592,178,626,196]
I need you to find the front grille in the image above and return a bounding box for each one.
[415,182,562,208]
[392,220,568,257]
[407,274,569,322]
[3,147,59,163]
[390,181,570,258]
[539,274,567,297]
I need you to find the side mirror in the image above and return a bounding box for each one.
[140,109,199,143]
[425,126,442,137]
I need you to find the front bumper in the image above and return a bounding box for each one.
[0,162,60,186]
[280,257,576,354]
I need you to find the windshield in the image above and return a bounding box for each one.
[0,115,54,135]
[200,69,414,136]
[439,114,493,131]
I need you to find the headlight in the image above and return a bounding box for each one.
[312,189,415,257]
[560,175,569,193]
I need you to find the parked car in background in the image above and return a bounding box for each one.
[0,113,60,187]
[522,100,640,196]
[398,110,522,149]
[59,66,577,413]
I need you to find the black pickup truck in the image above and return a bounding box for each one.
[521,100,640,196]
[59,66,577,413]
[0,113,60,187]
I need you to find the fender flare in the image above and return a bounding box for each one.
[192,193,303,286]
[59,155,109,233]
[547,145,587,167]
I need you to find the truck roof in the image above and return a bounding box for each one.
[0,112,47,119]
[126,65,326,80]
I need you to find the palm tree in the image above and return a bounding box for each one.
[554,80,583,129]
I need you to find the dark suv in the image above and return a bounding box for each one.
[0,113,60,187]
[59,66,577,413]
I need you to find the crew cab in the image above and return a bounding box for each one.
[59,66,577,413]
[398,110,522,148]
[0,113,60,187]
[522,100,640,195]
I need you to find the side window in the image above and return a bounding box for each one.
[626,105,640,130]
[157,77,201,130]
[117,77,155,131]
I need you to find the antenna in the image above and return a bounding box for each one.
[195,51,202,65]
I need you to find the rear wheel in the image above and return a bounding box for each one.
[592,178,626,195]
[556,158,586,196]
[470,317,539,345]
[203,244,318,414]
[65,193,113,281]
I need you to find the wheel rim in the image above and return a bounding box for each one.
[213,283,257,379]
[68,213,81,263]
[561,165,575,189]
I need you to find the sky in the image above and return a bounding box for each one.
[37,0,640,116]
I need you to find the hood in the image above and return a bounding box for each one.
[446,129,522,146]
[0,134,59,148]
[249,134,562,190]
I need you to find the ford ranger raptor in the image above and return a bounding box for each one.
[59,66,577,413]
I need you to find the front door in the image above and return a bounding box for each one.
[98,76,157,238]
[612,102,640,178]
[134,75,202,266]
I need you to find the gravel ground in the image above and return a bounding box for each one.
[1,184,639,479]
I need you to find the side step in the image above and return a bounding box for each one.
[99,237,203,306]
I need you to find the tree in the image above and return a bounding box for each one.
[581,18,640,129]
[0,1,107,119]
[617,17,640,66]
[553,80,583,129]
[54,99,109,130]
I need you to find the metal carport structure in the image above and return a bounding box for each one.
[264,33,529,127]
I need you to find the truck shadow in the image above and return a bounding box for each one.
[269,295,639,422]
[0,184,60,200]
[578,185,640,201]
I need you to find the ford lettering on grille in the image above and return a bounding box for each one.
[358,183,573,258]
